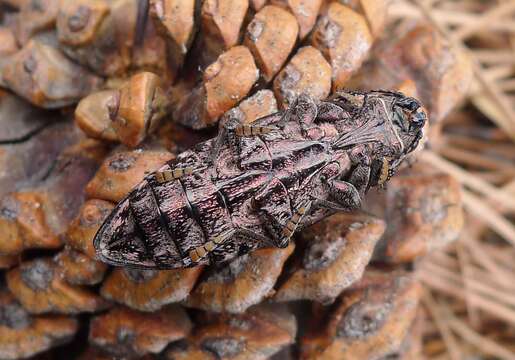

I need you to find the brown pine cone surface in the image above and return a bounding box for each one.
[0,1,475,359]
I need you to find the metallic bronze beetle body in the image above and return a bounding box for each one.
[94,91,426,269]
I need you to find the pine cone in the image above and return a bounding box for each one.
[0,1,471,359]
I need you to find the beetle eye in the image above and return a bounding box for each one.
[409,109,426,131]
[405,100,419,111]
[396,97,419,111]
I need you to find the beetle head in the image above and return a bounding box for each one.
[366,91,427,186]
[390,94,427,155]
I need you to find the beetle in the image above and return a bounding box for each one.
[94,90,427,269]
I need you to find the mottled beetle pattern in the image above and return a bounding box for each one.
[94,91,427,269]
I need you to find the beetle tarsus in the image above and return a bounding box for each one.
[154,167,194,183]
[235,124,276,136]
[186,229,235,263]
[278,201,312,247]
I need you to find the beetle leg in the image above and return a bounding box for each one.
[234,124,277,136]
[184,230,235,265]
[349,164,371,196]
[221,117,277,140]
[211,116,276,164]
[233,228,275,246]
[210,116,239,163]
[154,166,194,183]
[253,177,297,248]
[255,201,312,248]
[348,145,372,196]
[316,101,349,122]
[314,180,361,211]
[329,179,362,209]
[291,93,318,126]
[278,201,312,247]
[183,227,275,266]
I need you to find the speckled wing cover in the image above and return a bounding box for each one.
[94,90,426,269]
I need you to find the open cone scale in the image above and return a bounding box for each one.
[0,0,513,359]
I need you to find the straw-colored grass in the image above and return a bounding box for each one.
[392,0,515,358]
